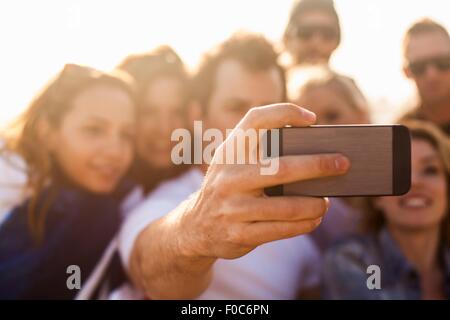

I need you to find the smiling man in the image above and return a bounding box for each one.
[401,18,450,135]
[283,0,341,66]
[115,33,351,300]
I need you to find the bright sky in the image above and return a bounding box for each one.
[1,0,449,127]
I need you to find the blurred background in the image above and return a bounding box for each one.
[1,0,449,127]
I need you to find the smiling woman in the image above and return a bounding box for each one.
[116,46,190,194]
[0,64,137,299]
[323,119,450,300]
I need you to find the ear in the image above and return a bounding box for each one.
[403,65,413,79]
[36,117,58,152]
[331,39,339,52]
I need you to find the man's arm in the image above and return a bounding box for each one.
[127,104,351,299]
[129,196,216,299]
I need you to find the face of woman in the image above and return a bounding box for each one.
[375,138,448,231]
[295,86,368,125]
[136,76,186,169]
[49,84,136,193]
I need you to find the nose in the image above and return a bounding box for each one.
[410,170,424,188]
[423,63,441,80]
[103,134,128,160]
[310,33,325,46]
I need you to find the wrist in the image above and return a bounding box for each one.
[162,201,216,271]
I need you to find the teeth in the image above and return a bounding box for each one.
[96,166,119,177]
[403,197,428,208]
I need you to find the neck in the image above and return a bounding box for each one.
[388,224,441,273]
[200,163,208,174]
[421,98,450,124]
[134,158,187,194]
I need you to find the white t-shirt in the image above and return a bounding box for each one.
[117,168,322,300]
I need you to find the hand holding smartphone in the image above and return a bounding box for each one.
[265,125,411,197]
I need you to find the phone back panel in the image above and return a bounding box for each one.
[282,126,393,196]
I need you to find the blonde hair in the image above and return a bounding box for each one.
[116,45,190,110]
[287,65,369,117]
[361,119,450,245]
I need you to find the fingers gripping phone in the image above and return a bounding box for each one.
[265,125,411,197]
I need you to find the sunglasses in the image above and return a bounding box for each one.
[290,25,338,41]
[408,55,450,76]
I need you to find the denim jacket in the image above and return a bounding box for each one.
[323,228,450,299]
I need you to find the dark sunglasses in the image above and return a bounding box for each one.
[408,55,450,76]
[290,25,338,41]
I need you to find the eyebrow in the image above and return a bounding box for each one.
[84,115,109,124]
[83,116,135,130]
[223,97,248,104]
[420,154,440,163]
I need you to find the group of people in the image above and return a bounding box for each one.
[0,0,449,300]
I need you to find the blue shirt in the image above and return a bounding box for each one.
[323,228,450,299]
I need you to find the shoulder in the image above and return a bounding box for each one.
[322,232,385,297]
[0,147,28,224]
[118,168,203,268]
[323,234,378,272]
[322,233,385,299]
[148,168,204,200]
[0,143,27,180]
[123,168,202,215]
[128,168,203,217]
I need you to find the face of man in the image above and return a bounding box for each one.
[136,77,187,169]
[285,10,340,65]
[404,31,450,107]
[203,59,284,135]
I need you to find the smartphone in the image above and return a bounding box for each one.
[264,124,411,197]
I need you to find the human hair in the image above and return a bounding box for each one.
[116,45,190,111]
[402,18,450,58]
[1,63,136,242]
[288,65,369,116]
[192,32,286,112]
[117,46,190,192]
[283,0,341,45]
[361,120,450,246]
